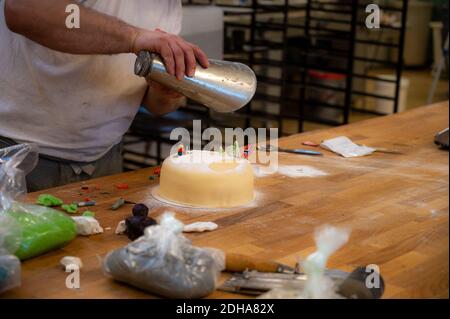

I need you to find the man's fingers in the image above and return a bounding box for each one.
[160,44,175,76]
[152,30,208,78]
[177,40,197,77]
[191,44,209,68]
[168,41,185,80]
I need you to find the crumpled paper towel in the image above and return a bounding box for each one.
[321,136,375,158]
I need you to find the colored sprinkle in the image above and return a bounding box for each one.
[116,183,129,190]
[177,145,185,156]
[37,194,63,207]
[78,201,96,207]
[111,198,125,210]
[303,141,319,147]
[82,211,95,218]
[61,204,78,214]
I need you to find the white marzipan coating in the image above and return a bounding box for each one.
[158,151,254,208]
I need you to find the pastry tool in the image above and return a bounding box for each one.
[258,145,323,156]
[372,148,404,154]
[219,265,384,299]
[354,143,403,154]
[434,128,449,149]
[225,253,295,273]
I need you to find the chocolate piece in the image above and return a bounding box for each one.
[125,215,157,241]
[132,203,149,217]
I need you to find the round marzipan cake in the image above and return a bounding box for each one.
[158,150,254,208]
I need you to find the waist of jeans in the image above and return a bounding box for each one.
[0,135,115,165]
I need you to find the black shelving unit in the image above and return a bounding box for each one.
[218,0,408,135]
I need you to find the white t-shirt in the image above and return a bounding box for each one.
[0,0,182,162]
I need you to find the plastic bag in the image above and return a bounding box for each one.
[103,213,225,298]
[0,143,39,211]
[0,144,77,260]
[259,225,350,299]
[0,214,21,294]
[301,225,350,298]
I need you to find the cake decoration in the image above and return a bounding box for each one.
[157,150,254,208]
[177,145,185,157]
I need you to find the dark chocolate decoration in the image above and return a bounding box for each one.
[132,203,149,217]
[125,215,157,241]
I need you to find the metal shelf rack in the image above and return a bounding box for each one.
[212,0,409,135]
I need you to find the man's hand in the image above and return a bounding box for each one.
[142,80,186,116]
[147,80,184,99]
[133,28,209,80]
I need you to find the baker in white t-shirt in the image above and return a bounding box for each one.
[0,0,209,191]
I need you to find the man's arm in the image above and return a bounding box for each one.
[4,0,209,79]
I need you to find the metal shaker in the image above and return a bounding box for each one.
[134,51,257,113]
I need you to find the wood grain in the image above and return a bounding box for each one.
[2,102,448,299]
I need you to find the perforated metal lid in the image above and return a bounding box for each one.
[134,51,154,77]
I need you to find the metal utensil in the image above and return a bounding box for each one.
[219,266,384,299]
[225,253,295,274]
[134,51,257,113]
[258,145,323,156]
[355,143,403,154]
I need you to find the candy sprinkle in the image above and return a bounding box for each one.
[82,211,95,218]
[303,141,319,147]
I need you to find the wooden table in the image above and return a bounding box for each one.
[3,102,449,299]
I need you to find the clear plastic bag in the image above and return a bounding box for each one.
[259,225,350,299]
[301,225,350,299]
[0,213,21,294]
[0,143,39,211]
[0,144,77,261]
[103,213,225,298]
